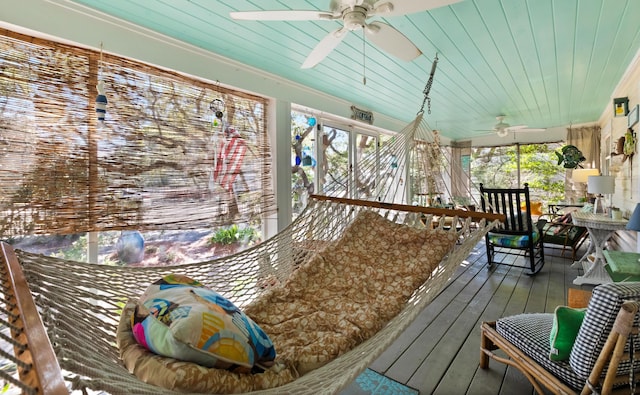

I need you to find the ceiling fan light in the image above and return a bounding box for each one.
[343,9,367,30]
[496,129,509,138]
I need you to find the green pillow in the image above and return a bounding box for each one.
[549,306,587,361]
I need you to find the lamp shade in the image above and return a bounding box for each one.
[587,175,615,194]
[627,203,640,231]
[572,168,599,183]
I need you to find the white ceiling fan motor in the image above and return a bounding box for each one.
[494,115,510,137]
[342,7,367,30]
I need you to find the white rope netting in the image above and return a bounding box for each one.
[15,196,494,394]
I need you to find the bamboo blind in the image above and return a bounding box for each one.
[0,29,276,237]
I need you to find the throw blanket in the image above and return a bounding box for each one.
[244,210,457,374]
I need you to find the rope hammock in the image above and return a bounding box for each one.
[0,56,505,394]
[1,196,501,395]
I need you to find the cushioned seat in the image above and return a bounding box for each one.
[487,230,541,248]
[480,282,640,394]
[496,314,584,389]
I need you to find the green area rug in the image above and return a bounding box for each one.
[340,369,419,395]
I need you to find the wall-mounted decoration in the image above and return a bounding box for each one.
[555,145,585,169]
[613,97,629,117]
[628,104,639,128]
[351,105,374,125]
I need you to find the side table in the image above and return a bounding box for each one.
[571,211,628,285]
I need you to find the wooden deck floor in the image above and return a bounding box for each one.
[345,241,594,395]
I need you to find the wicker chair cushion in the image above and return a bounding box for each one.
[496,313,584,390]
[569,282,640,379]
[132,274,276,372]
[487,230,540,248]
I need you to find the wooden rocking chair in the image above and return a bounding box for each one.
[480,183,546,275]
[480,282,640,394]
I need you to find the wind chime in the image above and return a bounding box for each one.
[95,42,107,127]
[208,82,225,192]
[294,116,317,167]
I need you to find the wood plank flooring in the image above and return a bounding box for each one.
[345,241,594,395]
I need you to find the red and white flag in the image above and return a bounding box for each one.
[214,127,247,191]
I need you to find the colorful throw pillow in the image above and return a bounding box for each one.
[131,274,276,373]
[549,305,586,361]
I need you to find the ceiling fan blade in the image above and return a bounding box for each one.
[516,128,547,133]
[504,124,546,133]
[230,10,336,21]
[302,28,349,69]
[364,22,421,61]
[372,0,462,17]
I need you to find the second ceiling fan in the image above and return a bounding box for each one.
[230,0,461,69]
[493,115,545,138]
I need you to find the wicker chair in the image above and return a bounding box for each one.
[480,183,546,275]
[480,282,640,394]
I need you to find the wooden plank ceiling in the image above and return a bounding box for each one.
[69,0,640,140]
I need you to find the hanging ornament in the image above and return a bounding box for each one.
[95,42,107,126]
[302,146,315,167]
[210,98,225,126]
[390,154,398,169]
[555,145,585,169]
[307,117,317,127]
[95,80,107,126]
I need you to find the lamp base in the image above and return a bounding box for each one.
[593,195,606,214]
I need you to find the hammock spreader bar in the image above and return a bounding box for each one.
[311,194,505,222]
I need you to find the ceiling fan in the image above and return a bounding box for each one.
[230,0,461,69]
[492,115,545,138]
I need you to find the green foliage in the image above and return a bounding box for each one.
[471,142,565,204]
[52,234,87,261]
[50,232,123,264]
[210,224,258,245]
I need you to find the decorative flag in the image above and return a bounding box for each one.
[214,127,247,191]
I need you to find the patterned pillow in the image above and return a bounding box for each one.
[117,300,296,393]
[131,274,276,373]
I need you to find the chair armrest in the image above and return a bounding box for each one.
[535,219,547,232]
[544,222,572,235]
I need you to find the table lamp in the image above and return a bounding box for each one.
[587,175,615,214]
[626,203,640,260]
[572,168,599,201]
